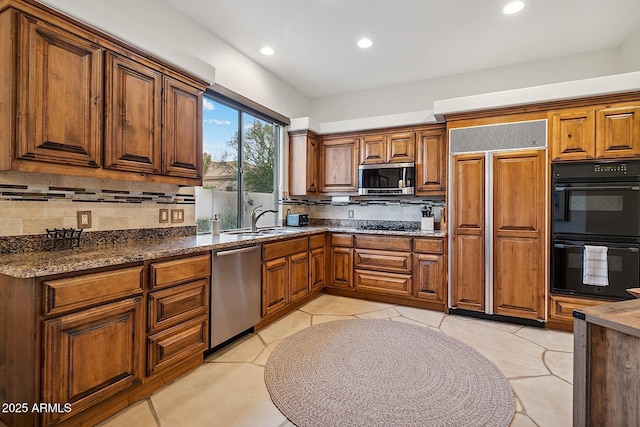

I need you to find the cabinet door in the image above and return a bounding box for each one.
[42,297,143,425]
[330,247,353,288]
[319,137,358,192]
[309,247,325,292]
[451,153,485,311]
[289,131,319,195]
[416,128,445,194]
[414,253,446,304]
[162,77,203,179]
[595,104,640,159]
[289,251,309,302]
[360,134,386,164]
[262,257,288,316]
[387,131,415,163]
[16,15,102,168]
[549,108,595,161]
[105,52,162,174]
[492,150,545,320]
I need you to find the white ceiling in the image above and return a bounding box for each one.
[163,0,640,99]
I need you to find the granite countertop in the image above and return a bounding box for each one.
[0,227,446,279]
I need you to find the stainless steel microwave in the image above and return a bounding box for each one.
[358,163,415,195]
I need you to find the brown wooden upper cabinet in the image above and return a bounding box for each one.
[15,14,103,168]
[415,125,446,195]
[105,53,163,174]
[0,3,207,185]
[319,135,359,193]
[550,102,640,161]
[360,131,415,164]
[289,130,320,196]
[105,53,203,179]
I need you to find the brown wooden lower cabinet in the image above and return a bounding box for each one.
[290,251,310,302]
[413,253,446,303]
[547,294,609,332]
[262,237,310,317]
[354,269,412,297]
[326,234,447,311]
[309,247,325,292]
[262,257,288,316]
[0,252,211,427]
[147,314,208,376]
[42,297,144,426]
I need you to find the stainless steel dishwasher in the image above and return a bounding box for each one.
[210,245,262,348]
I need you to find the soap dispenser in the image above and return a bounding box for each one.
[212,214,221,236]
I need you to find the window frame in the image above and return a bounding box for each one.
[202,88,283,230]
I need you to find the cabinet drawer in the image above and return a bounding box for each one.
[151,254,211,290]
[263,237,308,260]
[147,314,208,376]
[331,234,353,247]
[148,279,209,332]
[413,238,444,254]
[549,294,606,324]
[354,270,412,297]
[355,234,411,251]
[43,266,144,316]
[309,233,326,249]
[355,249,411,273]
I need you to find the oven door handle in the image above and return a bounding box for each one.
[555,186,640,191]
[554,243,639,252]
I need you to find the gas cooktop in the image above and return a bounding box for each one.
[359,224,419,232]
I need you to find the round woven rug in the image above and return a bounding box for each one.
[265,319,514,427]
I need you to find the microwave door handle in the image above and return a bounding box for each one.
[554,243,639,253]
[555,186,640,191]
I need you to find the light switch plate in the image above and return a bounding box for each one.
[159,209,169,223]
[171,209,184,223]
[77,211,92,229]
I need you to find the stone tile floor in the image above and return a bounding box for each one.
[94,294,573,427]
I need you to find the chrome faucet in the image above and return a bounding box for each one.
[251,206,279,232]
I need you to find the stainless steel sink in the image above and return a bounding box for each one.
[258,228,301,234]
[223,227,301,236]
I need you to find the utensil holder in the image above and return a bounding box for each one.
[421,217,434,231]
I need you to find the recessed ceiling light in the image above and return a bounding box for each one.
[260,46,275,56]
[503,1,524,14]
[357,38,372,49]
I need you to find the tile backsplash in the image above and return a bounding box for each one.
[0,172,195,237]
[283,196,446,224]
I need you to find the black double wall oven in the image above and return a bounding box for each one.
[551,161,640,300]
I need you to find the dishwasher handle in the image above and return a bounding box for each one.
[214,246,261,257]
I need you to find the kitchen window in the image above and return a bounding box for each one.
[196,89,283,232]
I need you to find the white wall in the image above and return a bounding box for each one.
[620,23,640,73]
[36,0,311,120]
[309,48,622,123]
[33,1,639,127]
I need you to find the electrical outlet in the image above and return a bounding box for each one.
[77,211,92,228]
[171,209,184,223]
[159,209,169,223]
[348,210,354,218]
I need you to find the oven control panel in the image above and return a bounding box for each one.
[595,164,627,173]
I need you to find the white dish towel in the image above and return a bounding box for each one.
[583,245,609,287]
